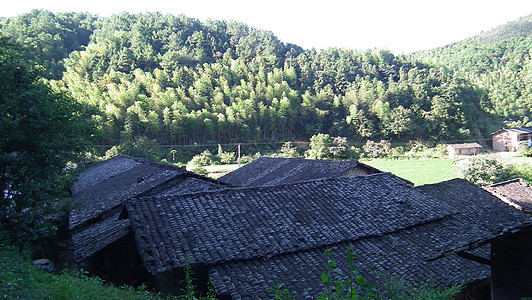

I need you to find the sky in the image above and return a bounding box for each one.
[3,0,532,54]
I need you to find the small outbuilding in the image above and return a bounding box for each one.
[491,127,532,152]
[446,143,483,157]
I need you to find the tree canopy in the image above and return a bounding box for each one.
[0,37,95,246]
[2,10,531,152]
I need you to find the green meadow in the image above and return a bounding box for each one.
[361,159,458,186]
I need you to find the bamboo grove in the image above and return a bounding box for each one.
[2,10,531,146]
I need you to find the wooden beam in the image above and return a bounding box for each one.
[457,251,491,266]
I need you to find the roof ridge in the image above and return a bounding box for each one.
[133,173,396,202]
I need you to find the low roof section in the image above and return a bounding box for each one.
[69,155,186,230]
[485,178,532,214]
[447,143,483,149]
[69,155,228,260]
[218,157,381,187]
[124,174,531,298]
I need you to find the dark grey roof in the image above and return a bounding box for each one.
[69,155,186,230]
[125,176,532,299]
[126,173,453,275]
[208,178,531,299]
[71,211,130,260]
[210,236,490,299]
[218,157,381,187]
[71,174,227,260]
[485,178,532,213]
[69,156,229,260]
[416,179,532,259]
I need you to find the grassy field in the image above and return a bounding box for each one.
[362,158,459,186]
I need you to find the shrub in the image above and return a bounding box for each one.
[456,156,517,186]
[518,141,532,157]
[362,140,392,158]
[188,150,214,168]
[306,134,332,160]
[216,145,235,164]
[278,142,299,158]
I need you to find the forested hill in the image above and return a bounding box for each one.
[410,13,532,124]
[2,10,529,147]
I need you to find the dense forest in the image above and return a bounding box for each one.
[1,10,530,149]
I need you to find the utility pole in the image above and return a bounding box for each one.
[237,143,241,167]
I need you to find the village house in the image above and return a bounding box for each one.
[69,155,229,283]
[70,156,532,299]
[446,143,483,157]
[119,173,531,299]
[218,156,382,187]
[491,127,532,152]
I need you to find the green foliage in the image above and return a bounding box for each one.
[318,247,378,300]
[380,276,461,300]
[0,246,163,299]
[105,136,162,162]
[277,142,299,158]
[362,140,392,159]
[411,14,532,125]
[0,10,97,79]
[519,141,532,157]
[456,156,517,186]
[188,150,214,168]
[272,247,459,300]
[0,37,95,248]
[306,134,333,160]
[1,10,497,148]
[216,144,235,164]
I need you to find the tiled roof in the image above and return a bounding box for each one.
[416,179,532,258]
[69,156,185,230]
[71,210,130,260]
[447,143,483,149]
[126,176,532,299]
[210,236,490,299]
[208,178,530,298]
[126,173,453,275]
[69,156,228,260]
[218,157,381,187]
[491,127,532,135]
[71,174,227,260]
[485,178,532,213]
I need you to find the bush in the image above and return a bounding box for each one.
[518,141,532,157]
[278,142,299,158]
[306,134,332,160]
[239,152,262,164]
[362,140,392,158]
[216,145,235,164]
[105,137,162,162]
[188,150,214,168]
[456,156,517,186]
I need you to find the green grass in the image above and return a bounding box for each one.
[361,159,459,186]
[0,246,165,300]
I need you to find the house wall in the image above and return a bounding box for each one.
[491,228,532,299]
[492,131,520,152]
[447,146,481,157]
